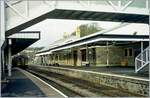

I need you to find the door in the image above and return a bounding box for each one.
[73,51,77,66]
[92,48,96,65]
[89,48,96,66]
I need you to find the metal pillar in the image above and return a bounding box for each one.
[8,39,12,76]
[141,41,143,66]
[43,55,46,66]
[42,56,44,66]
[45,55,47,66]
[4,51,7,67]
[53,54,55,65]
[2,50,5,75]
[43,56,45,66]
[45,54,48,66]
[106,42,109,66]
[0,0,6,78]
[86,44,89,66]
[41,56,42,65]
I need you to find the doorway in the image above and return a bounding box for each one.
[73,51,77,66]
[89,48,96,66]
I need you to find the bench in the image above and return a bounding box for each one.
[81,61,90,66]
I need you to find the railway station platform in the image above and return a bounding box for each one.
[1,68,67,97]
[29,65,149,96]
[53,65,149,79]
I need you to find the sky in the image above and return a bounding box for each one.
[23,19,149,48]
[23,19,121,47]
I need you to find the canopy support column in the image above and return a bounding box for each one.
[1,0,6,78]
[8,39,12,76]
[86,44,89,66]
[106,41,109,66]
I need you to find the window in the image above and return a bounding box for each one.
[129,49,133,56]
[125,48,133,57]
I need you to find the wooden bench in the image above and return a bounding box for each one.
[81,61,90,66]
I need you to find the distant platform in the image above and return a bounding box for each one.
[53,65,149,79]
[1,68,66,97]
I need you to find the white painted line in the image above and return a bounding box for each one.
[18,68,68,98]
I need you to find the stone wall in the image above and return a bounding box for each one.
[95,46,135,66]
[30,65,149,96]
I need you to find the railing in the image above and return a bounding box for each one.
[135,46,149,73]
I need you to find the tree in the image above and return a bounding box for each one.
[79,22,104,37]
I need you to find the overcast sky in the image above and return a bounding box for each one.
[23,19,121,47]
[25,19,149,47]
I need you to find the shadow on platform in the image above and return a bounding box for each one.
[1,68,46,97]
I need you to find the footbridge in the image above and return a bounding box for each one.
[6,0,149,36]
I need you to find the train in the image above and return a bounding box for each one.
[12,54,28,69]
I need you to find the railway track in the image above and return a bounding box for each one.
[26,68,143,97]
[27,69,83,97]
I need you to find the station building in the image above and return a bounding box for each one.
[36,24,149,68]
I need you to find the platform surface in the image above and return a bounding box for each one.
[45,65,149,79]
[1,68,66,97]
